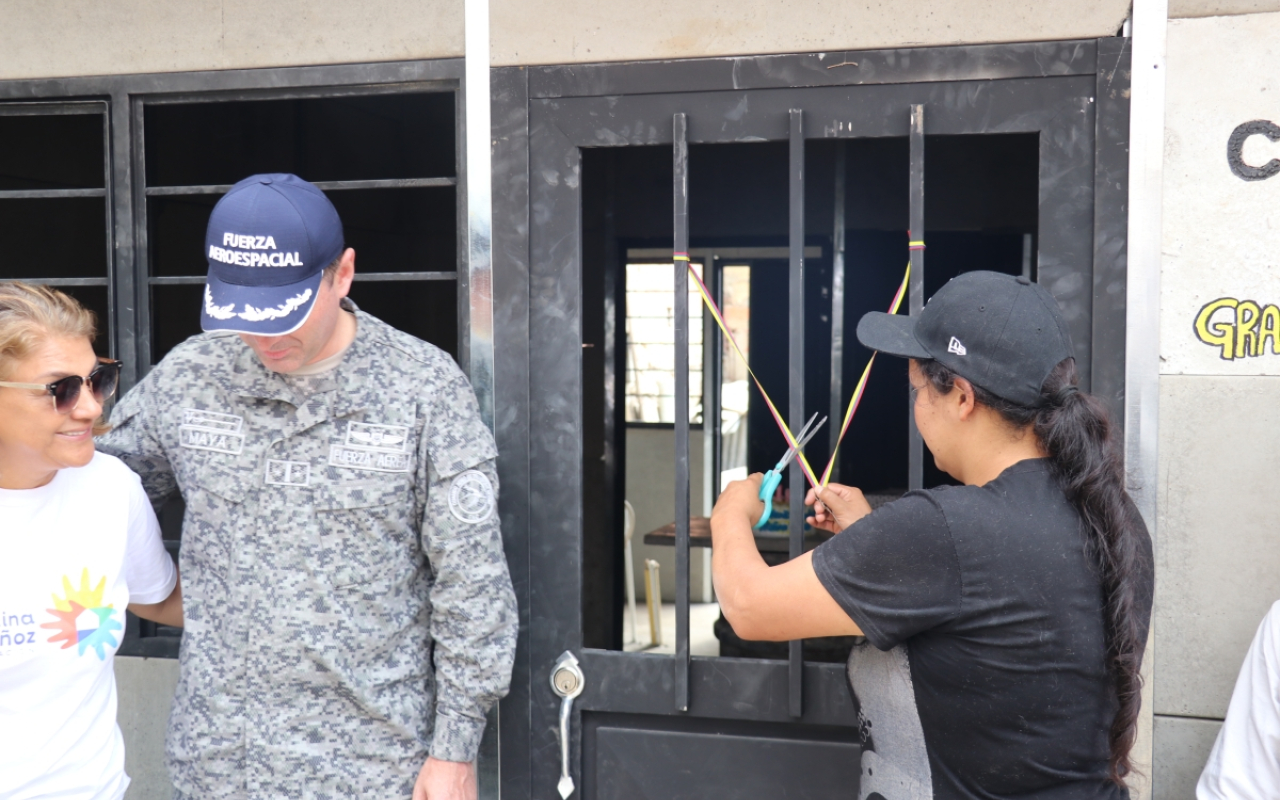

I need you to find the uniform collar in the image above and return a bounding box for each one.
[228,298,371,420]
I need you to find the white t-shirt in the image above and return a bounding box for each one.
[0,452,177,800]
[1198,600,1280,799]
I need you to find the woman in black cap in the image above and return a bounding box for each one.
[710,270,1154,799]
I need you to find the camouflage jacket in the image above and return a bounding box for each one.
[97,307,517,799]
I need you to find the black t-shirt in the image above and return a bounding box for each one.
[811,459,1153,800]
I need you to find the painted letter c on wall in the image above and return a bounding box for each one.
[1227,120,1280,181]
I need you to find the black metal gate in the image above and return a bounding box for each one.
[490,38,1131,800]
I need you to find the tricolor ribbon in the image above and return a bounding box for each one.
[680,252,821,489]
[819,265,910,486]
[679,251,912,491]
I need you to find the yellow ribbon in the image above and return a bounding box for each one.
[819,265,910,486]
[680,251,911,491]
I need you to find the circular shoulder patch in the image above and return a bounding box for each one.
[448,469,495,524]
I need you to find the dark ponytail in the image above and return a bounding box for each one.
[918,357,1149,786]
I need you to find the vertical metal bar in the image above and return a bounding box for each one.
[672,112,691,713]
[464,0,495,430]
[602,153,624,643]
[99,105,116,362]
[456,84,472,374]
[1126,5,1168,795]
[1021,233,1033,282]
[828,143,847,484]
[703,254,720,518]
[464,2,498,790]
[787,108,805,719]
[710,256,723,509]
[117,92,143,385]
[907,105,926,493]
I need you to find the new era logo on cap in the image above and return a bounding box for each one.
[948,337,967,356]
[200,173,345,337]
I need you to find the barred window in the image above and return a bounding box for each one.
[0,67,467,658]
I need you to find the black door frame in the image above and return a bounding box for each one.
[491,37,1131,800]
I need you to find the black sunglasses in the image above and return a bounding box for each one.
[0,359,123,414]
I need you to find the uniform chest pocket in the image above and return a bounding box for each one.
[310,479,418,589]
[178,453,254,503]
[178,458,253,531]
[174,459,254,577]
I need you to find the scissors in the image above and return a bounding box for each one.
[755,412,827,530]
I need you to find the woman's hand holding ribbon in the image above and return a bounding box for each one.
[804,483,872,534]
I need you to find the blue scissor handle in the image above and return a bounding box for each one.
[755,468,784,530]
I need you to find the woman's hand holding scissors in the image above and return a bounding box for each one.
[713,473,768,529]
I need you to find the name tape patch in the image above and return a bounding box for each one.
[179,426,245,455]
[182,408,244,433]
[328,445,411,474]
[265,459,311,487]
[448,470,495,524]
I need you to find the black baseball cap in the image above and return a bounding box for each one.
[201,173,345,336]
[856,270,1075,406]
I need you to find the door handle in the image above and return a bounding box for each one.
[550,651,585,798]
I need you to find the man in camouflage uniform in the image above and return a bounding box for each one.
[98,173,517,800]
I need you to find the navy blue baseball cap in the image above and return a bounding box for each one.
[201,173,345,336]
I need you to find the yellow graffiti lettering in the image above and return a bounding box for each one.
[1261,305,1280,356]
[1195,297,1280,360]
[1195,298,1240,360]
[1237,300,1262,358]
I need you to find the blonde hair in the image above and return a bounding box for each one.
[0,282,109,433]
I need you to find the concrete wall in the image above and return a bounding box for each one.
[0,0,463,81]
[117,656,179,800]
[1153,716,1222,798]
[487,0,1130,66]
[0,0,1132,80]
[1170,0,1280,17]
[1154,10,1280,795]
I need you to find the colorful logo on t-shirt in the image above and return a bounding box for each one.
[41,569,122,660]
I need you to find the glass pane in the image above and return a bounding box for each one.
[329,187,456,274]
[147,195,219,278]
[0,111,104,190]
[623,262,703,424]
[150,284,204,364]
[718,265,750,490]
[347,280,458,360]
[0,197,107,280]
[147,188,456,278]
[58,285,109,355]
[145,93,456,186]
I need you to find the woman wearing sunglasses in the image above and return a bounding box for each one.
[0,282,182,800]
